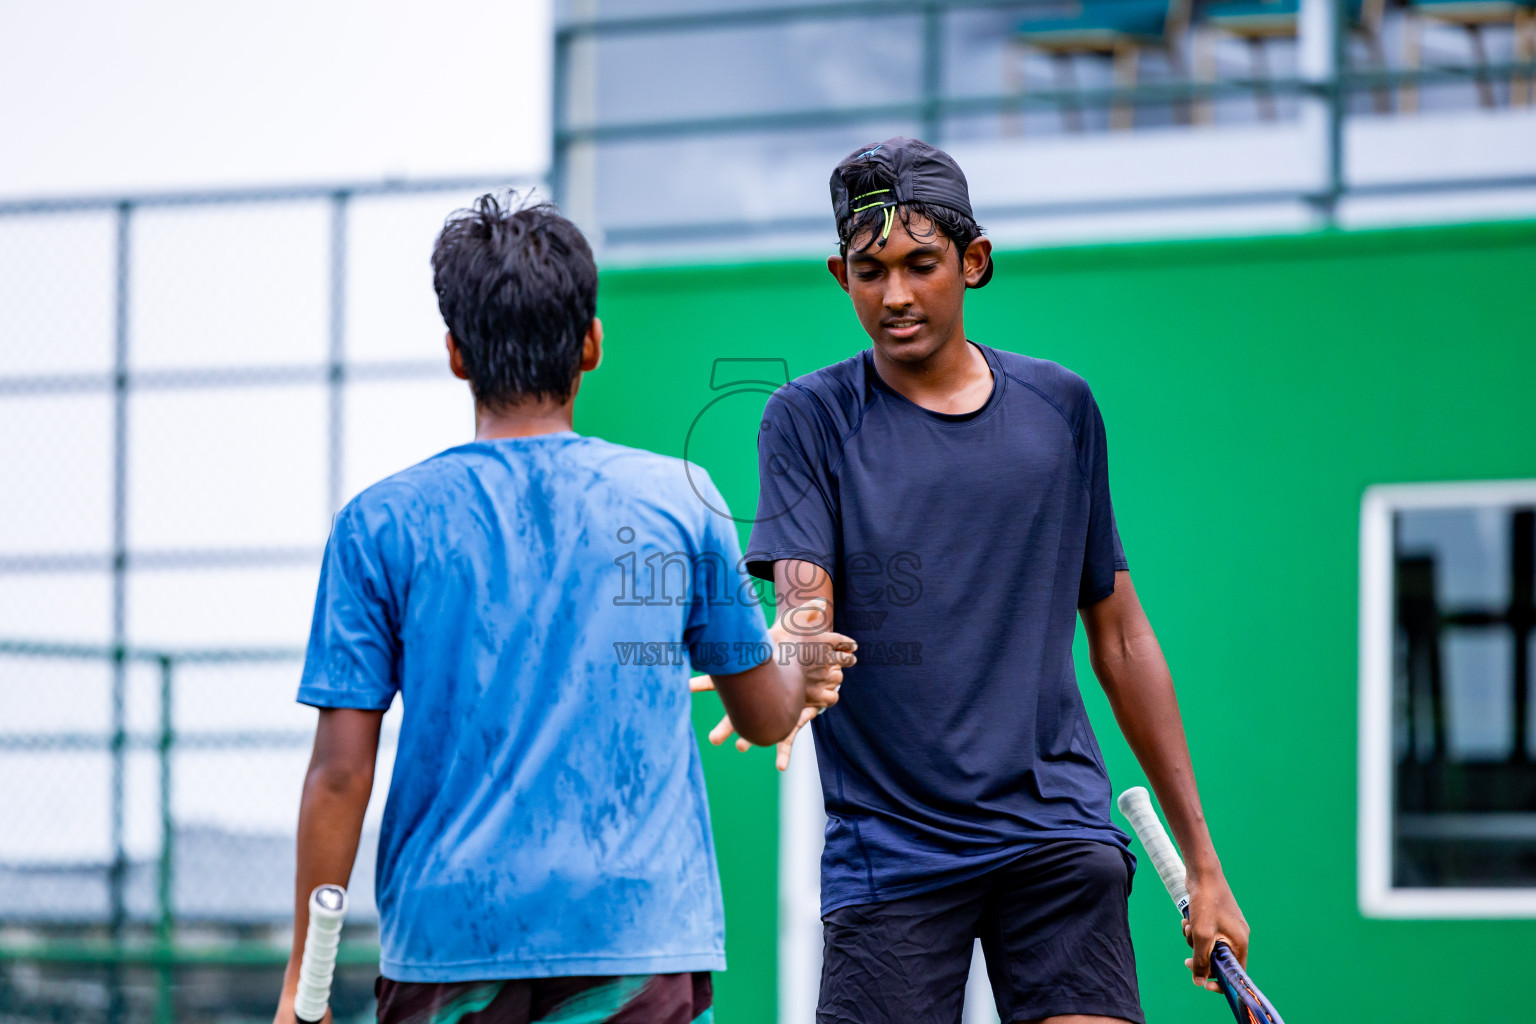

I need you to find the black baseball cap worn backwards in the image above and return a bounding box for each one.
[829,136,993,288]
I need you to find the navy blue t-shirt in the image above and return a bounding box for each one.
[746,343,1134,913]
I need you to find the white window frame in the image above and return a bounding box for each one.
[1359,479,1536,918]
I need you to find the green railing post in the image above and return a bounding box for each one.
[108,641,128,1024]
[1325,0,1346,225]
[921,2,945,144]
[157,654,176,1024]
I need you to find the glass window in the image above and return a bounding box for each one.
[1361,482,1536,916]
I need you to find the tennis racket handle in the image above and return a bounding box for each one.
[1116,787,1190,915]
[293,884,349,1024]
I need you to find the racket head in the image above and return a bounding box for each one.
[1210,942,1285,1024]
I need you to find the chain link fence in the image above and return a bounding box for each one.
[0,177,532,1023]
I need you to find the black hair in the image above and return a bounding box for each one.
[431,192,597,408]
[833,151,984,265]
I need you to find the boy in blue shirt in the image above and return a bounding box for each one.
[272,194,855,1024]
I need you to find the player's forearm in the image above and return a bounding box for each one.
[712,654,805,746]
[281,713,380,999]
[1094,635,1221,875]
[286,764,373,964]
[728,560,837,742]
[712,563,842,745]
[1085,575,1222,875]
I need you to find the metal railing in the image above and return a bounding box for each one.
[0,640,344,1023]
[0,175,527,1023]
[551,0,1536,242]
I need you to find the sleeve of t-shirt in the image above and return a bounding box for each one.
[744,387,840,582]
[295,498,407,710]
[684,471,775,676]
[1078,387,1129,608]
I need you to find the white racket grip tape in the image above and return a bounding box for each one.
[1116,787,1191,916]
[293,884,348,1024]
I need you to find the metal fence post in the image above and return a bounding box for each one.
[551,26,569,209]
[561,0,600,237]
[1300,0,1343,224]
[328,192,349,518]
[108,199,133,1024]
[157,655,176,1024]
[1327,0,1346,223]
[921,2,945,144]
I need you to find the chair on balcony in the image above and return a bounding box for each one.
[1192,0,1389,122]
[1005,0,1194,132]
[1400,0,1536,111]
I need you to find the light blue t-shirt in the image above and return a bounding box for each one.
[296,431,772,983]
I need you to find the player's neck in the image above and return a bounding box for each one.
[871,329,990,415]
[473,397,578,440]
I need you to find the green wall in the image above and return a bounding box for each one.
[576,219,1536,1023]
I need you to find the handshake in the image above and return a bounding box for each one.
[690,597,857,771]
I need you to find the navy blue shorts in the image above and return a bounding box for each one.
[818,839,1143,1024]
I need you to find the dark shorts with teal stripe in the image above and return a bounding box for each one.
[375,972,713,1024]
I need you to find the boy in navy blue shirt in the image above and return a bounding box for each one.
[717,139,1251,1024]
[272,195,855,1024]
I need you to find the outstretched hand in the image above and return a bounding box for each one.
[691,674,819,770]
[690,598,853,770]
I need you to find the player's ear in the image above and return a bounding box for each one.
[963,237,992,288]
[580,317,604,373]
[445,331,469,381]
[826,254,850,293]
